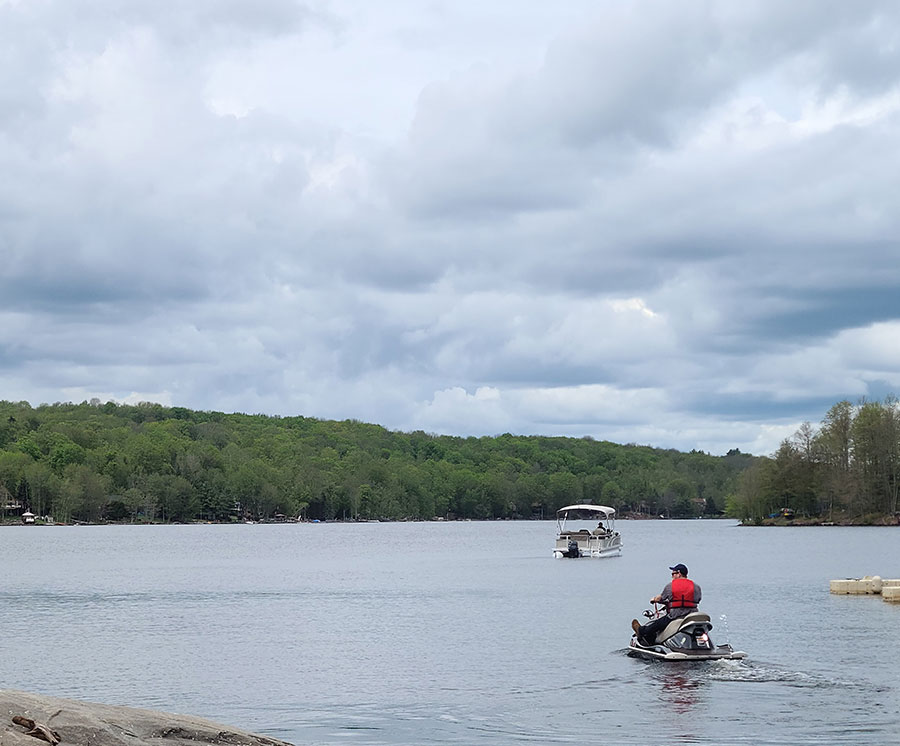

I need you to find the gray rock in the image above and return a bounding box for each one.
[0,690,293,746]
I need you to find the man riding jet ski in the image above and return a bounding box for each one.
[628,563,746,661]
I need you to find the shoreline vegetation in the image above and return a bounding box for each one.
[729,397,900,526]
[1,396,897,527]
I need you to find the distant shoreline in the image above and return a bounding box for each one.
[3,514,898,527]
[747,515,900,527]
[1,514,704,527]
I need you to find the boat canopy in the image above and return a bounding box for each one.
[556,504,616,520]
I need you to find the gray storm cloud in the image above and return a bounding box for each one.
[1,0,899,455]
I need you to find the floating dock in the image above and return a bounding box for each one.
[830,576,900,602]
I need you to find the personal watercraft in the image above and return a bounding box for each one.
[627,603,746,662]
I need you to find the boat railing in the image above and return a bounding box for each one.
[556,531,615,547]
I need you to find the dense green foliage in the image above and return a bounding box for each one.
[0,399,755,523]
[729,397,900,522]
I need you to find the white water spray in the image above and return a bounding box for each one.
[717,613,732,644]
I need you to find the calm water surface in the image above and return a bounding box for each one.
[1,520,899,745]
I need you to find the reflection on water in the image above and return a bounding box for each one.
[659,671,702,714]
[659,671,702,744]
[1,520,899,745]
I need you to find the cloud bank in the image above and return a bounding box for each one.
[2,0,899,455]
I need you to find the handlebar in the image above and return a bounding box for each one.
[642,601,668,619]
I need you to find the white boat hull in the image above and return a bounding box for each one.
[552,536,623,558]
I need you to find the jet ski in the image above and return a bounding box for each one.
[628,604,746,662]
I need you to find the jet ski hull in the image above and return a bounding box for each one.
[628,638,746,661]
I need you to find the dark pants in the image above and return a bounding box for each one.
[638,615,673,645]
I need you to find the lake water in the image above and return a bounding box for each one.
[1,520,899,745]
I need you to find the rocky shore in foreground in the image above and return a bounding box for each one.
[0,690,292,746]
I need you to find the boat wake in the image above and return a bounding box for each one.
[706,658,884,692]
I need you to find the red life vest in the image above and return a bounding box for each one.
[670,577,697,608]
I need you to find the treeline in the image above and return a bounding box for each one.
[0,399,755,524]
[729,397,900,522]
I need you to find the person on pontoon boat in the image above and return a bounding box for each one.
[631,563,702,645]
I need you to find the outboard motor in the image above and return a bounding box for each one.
[567,539,580,558]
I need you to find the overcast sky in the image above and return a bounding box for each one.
[2,1,899,456]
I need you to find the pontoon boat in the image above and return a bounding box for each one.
[552,504,622,558]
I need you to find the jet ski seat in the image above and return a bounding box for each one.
[655,612,712,643]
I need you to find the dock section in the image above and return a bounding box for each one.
[830,576,900,602]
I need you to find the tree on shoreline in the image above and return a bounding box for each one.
[729,396,900,522]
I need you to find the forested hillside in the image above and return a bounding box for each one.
[729,397,900,523]
[0,400,755,523]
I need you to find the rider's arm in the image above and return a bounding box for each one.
[651,582,673,605]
